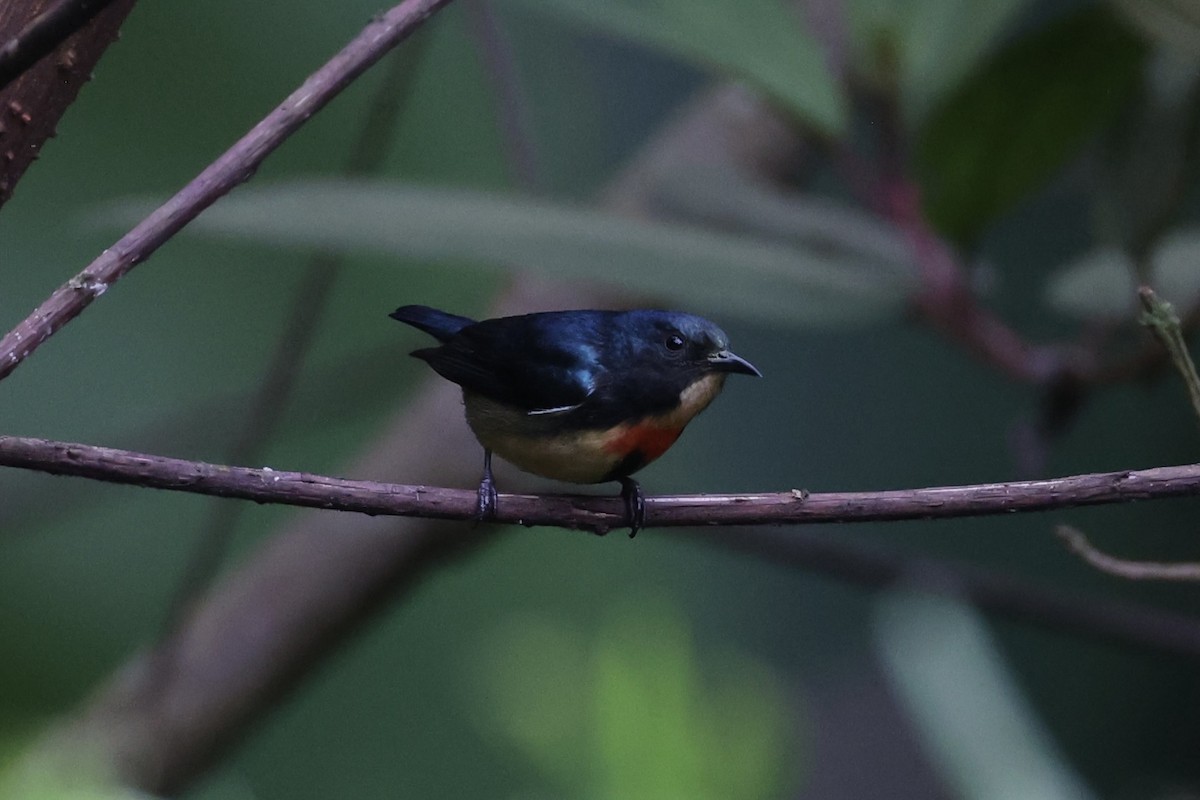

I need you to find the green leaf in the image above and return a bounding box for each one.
[651,164,914,269]
[107,179,916,328]
[898,0,1029,123]
[1045,229,1200,319]
[1114,0,1200,58]
[917,7,1148,245]
[1044,247,1137,319]
[0,738,156,800]
[876,591,1097,800]
[851,0,1030,124]
[518,0,846,135]
[471,598,796,799]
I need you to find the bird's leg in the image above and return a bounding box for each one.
[618,476,645,538]
[476,448,498,522]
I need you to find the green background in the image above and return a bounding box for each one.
[2,1,1199,797]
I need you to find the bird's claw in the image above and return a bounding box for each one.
[475,477,498,522]
[475,449,498,524]
[619,476,645,538]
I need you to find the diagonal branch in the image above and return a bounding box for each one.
[0,0,453,382]
[2,435,1199,534]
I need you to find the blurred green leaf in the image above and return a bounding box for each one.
[850,0,1030,124]
[875,591,1096,800]
[107,179,917,328]
[1114,0,1200,58]
[1151,230,1200,308]
[470,597,796,799]
[652,165,914,269]
[917,7,1147,245]
[518,0,846,135]
[0,738,155,800]
[593,606,793,800]
[894,0,1029,123]
[469,614,592,785]
[1045,229,1200,318]
[1044,247,1137,319]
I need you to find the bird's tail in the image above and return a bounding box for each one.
[389,305,475,342]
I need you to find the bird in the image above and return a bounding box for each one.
[389,304,761,536]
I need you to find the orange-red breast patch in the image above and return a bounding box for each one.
[604,421,683,462]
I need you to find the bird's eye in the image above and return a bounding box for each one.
[665,332,686,351]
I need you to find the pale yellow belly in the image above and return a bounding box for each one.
[477,426,626,483]
[464,394,629,483]
[461,373,726,484]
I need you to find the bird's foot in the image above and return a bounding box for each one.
[475,476,498,522]
[618,476,645,538]
[475,450,498,523]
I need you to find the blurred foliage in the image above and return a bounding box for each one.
[916,5,1148,245]
[114,178,916,328]
[520,0,845,134]
[1045,229,1200,318]
[1,1,1200,799]
[469,597,796,799]
[875,591,1096,800]
[849,0,1030,123]
[0,739,153,800]
[1115,0,1200,58]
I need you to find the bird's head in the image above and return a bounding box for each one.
[617,310,761,391]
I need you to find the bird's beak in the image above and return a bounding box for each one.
[707,350,762,377]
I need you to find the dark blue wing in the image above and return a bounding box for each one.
[413,311,610,412]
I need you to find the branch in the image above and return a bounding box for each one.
[0,0,122,92]
[712,526,1200,660]
[1056,525,1200,582]
[0,0,137,208]
[3,435,1199,533]
[0,0,452,382]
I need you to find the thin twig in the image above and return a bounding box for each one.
[2,435,1199,534]
[464,0,542,188]
[1056,524,1200,582]
[0,0,121,91]
[710,526,1200,658]
[0,0,454,383]
[1139,285,1200,424]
